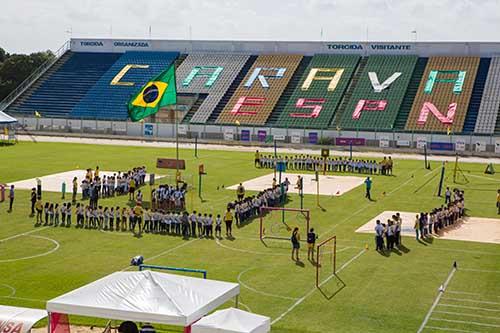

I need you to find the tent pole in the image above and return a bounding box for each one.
[47,312,51,333]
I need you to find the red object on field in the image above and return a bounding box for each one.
[183,326,191,333]
[50,313,70,333]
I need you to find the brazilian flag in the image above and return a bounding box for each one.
[127,65,176,122]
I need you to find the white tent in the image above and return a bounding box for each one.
[0,305,47,333]
[46,270,240,327]
[0,111,17,124]
[192,308,270,333]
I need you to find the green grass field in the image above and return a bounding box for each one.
[1,141,500,333]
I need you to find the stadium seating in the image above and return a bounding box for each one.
[338,55,418,130]
[475,57,500,134]
[216,54,303,126]
[274,55,360,129]
[462,58,490,133]
[175,53,250,124]
[7,52,121,118]
[70,51,179,120]
[405,57,480,133]
[393,58,428,130]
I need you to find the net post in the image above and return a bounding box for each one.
[334,236,337,274]
[316,244,320,288]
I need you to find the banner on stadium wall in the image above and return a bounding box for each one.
[430,142,454,151]
[273,134,285,141]
[496,140,500,154]
[223,128,234,141]
[475,141,486,152]
[379,137,390,148]
[416,137,427,149]
[143,123,154,136]
[177,125,187,135]
[396,140,410,147]
[257,130,267,142]
[308,132,318,144]
[335,138,365,146]
[291,132,301,144]
[455,139,466,151]
[240,129,250,141]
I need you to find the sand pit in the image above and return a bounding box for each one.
[356,211,500,244]
[8,170,164,194]
[228,172,365,196]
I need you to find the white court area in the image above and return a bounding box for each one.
[8,170,164,194]
[228,172,365,196]
[356,210,500,244]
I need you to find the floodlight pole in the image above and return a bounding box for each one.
[175,108,179,175]
[273,139,277,179]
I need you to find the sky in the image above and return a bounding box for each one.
[1,0,499,54]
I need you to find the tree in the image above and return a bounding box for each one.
[0,47,6,63]
[0,49,54,100]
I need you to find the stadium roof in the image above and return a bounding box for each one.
[46,270,240,327]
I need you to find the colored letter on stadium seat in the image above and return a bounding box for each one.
[290,98,325,118]
[244,67,286,88]
[368,72,402,93]
[182,66,224,87]
[417,102,457,125]
[352,100,388,120]
[424,70,466,94]
[230,96,265,115]
[301,68,344,91]
[110,64,150,86]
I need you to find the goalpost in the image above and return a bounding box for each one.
[259,206,310,241]
[316,235,337,288]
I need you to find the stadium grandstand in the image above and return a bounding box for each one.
[2,38,500,152]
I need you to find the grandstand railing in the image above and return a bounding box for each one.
[11,115,500,153]
[0,40,71,113]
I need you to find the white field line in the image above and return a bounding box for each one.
[319,167,424,239]
[270,249,366,326]
[447,290,500,298]
[121,239,199,271]
[441,297,500,306]
[425,326,479,333]
[0,235,60,263]
[433,310,500,321]
[459,268,500,274]
[0,227,48,242]
[0,295,46,303]
[437,304,500,312]
[237,267,300,301]
[429,318,500,328]
[426,247,500,256]
[417,266,457,333]
[467,174,500,183]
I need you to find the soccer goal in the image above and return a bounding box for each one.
[316,235,337,288]
[259,206,310,241]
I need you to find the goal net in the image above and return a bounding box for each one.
[259,206,310,241]
[316,235,336,288]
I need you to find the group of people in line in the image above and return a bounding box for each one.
[79,166,148,204]
[414,188,465,240]
[227,180,289,225]
[150,183,187,212]
[374,212,404,252]
[34,199,236,239]
[254,150,394,175]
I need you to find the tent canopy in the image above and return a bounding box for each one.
[0,111,17,124]
[46,270,239,327]
[0,305,47,333]
[192,308,270,333]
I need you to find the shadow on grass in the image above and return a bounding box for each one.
[318,273,346,300]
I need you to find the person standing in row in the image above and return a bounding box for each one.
[291,227,300,262]
[375,220,384,251]
[364,177,372,200]
[8,185,14,213]
[224,208,233,237]
[30,188,37,216]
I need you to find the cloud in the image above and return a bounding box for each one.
[0,0,499,53]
